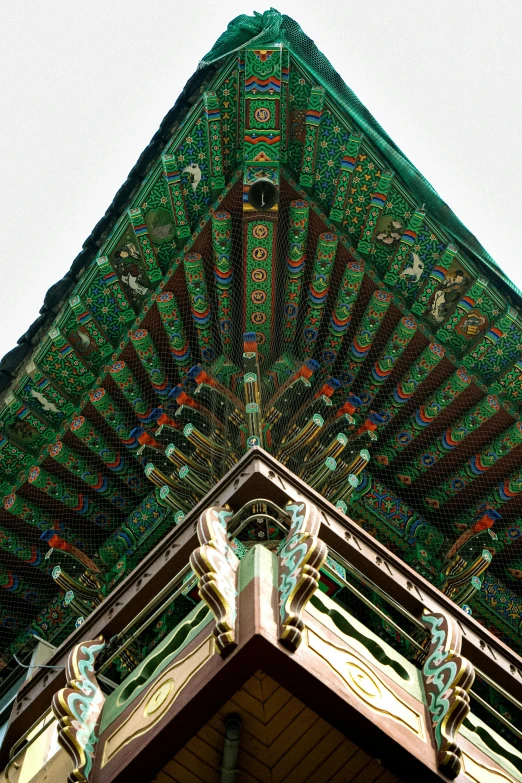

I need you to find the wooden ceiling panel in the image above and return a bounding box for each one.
[152,671,399,783]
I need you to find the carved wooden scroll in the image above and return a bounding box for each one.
[51,637,106,783]
[421,609,475,780]
[190,506,239,656]
[278,500,327,651]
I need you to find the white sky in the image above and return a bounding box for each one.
[1,0,521,360]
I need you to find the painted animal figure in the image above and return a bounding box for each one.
[400,252,424,282]
[121,271,149,296]
[30,389,59,414]
[183,163,202,192]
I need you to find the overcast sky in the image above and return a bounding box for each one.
[1,0,521,361]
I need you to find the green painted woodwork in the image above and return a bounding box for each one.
[300,232,339,358]
[212,210,234,354]
[396,395,500,486]
[282,200,310,346]
[184,253,217,365]
[339,289,391,388]
[3,11,522,669]
[375,367,471,466]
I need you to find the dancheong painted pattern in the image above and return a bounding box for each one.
[0,11,521,707]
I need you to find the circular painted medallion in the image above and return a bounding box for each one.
[251,268,267,283]
[252,224,269,239]
[252,246,268,262]
[254,106,271,123]
[251,290,267,304]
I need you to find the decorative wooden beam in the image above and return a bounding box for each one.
[396,394,500,486]
[329,132,364,227]
[68,294,114,361]
[356,169,394,256]
[3,492,81,551]
[156,291,192,380]
[278,499,327,651]
[441,550,492,607]
[75,400,142,491]
[0,522,46,572]
[376,342,445,427]
[383,207,426,290]
[282,200,310,348]
[375,367,471,466]
[276,413,324,465]
[359,315,417,407]
[183,423,237,470]
[144,464,195,509]
[326,448,372,505]
[338,289,392,389]
[300,232,339,358]
[24,362,76,420]
[435,275,489,345]
[109,361,159,426]
[38,327,95,397]
[320,259,365,375]
[51,563,103,616]
[411,242,458,317]
[244,219,276,358]
[27,465,112,529]
[130,328,171,399]
[184,253,217,365]
[127,207,162,284]
[162,154,191,247]
[462,306,518,371]
[242,46,282,211]
[96,256,136,321]
[242,333,263,447]
[48,440,129,511]
[204,91,226,199]
[425,419,522,509]
[211,210,234,355]
[165,442,214,481]
[299,86,325,192]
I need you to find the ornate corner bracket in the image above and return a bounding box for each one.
[51,637,106,783]
[190,506,239,656]
[421,609,475,780]
[278,500,327,652]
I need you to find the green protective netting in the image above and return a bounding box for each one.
[199,8,522,301]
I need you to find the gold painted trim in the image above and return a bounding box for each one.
[101,634,213,768]
[306,626,425,739]
[462,751,519,783]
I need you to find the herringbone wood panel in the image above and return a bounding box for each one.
[152,671,400,783]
